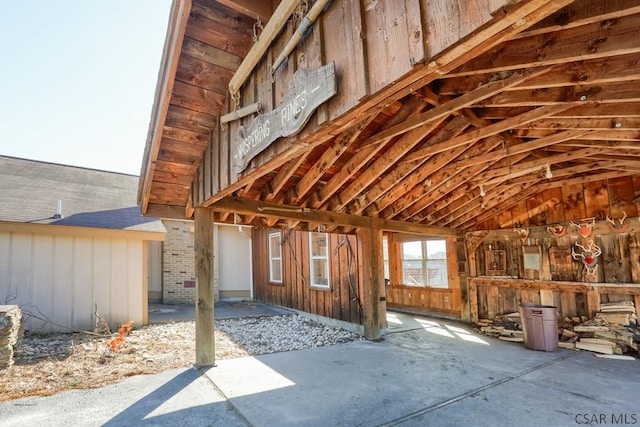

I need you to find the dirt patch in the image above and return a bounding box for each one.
[0,321,241,402]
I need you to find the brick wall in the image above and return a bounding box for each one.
[161,220,219,304]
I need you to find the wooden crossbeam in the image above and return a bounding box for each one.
[352,116,470,215]
[291,115,378,204]
[309,99,429,209]
[210,196,459,236]
[481,82,640,108]
[448,129,596,169]
[474,147,615,184]
[437,53,640,95]
[264,154,307,201]
[362,67,552,148]
[403,104,574,163]
[447,12,640,77]
[512,128,640,140]
[512,0,640,40]
[327,117,446,212]
[402,152,531,223]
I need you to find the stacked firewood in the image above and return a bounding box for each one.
[561,301,639,357]
[0,305,23,369]
[477,312,524,342]
[476,301,639,358]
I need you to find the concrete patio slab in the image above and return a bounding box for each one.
[0,311,637,426]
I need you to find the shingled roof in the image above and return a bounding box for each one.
[0,156,165,234]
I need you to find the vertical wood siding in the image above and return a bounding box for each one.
[0,231,146,332]
[252,228,363,325]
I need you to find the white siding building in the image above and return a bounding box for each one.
[0,156,165,332]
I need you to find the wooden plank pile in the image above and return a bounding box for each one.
[0,305,23,369]
[562,302,639,356]
[477,312,524,343]
[475,301,639,358]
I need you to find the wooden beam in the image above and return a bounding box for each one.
[474,146,611,184]
[364,67,554,148]
[437,53,640,95]
[292,116,377,204]
[449,129,597,169]
[482,83,640,108]
[228,0,299,97]
[356,227,385,340]
[402,103,575,164]
[210,196,459,236]
[360,117,475,216]
[195,207,215,367]
[215,0,272,22]
[514,0,640,40]
[264,154,307,201]
[328,117,446,212]
[448,12,640,77]
[309,101,429,209]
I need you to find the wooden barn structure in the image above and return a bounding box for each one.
[139,0,640,365]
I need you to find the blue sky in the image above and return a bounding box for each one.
[0,1,172,175]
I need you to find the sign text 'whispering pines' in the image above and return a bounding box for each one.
[232,62,337,173]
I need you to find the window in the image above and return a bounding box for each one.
[383,234,389,281]
[401,239,448,288]
[268,232,282,283]
[309,232,330,288]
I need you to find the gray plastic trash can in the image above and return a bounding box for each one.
[518,304,559,352]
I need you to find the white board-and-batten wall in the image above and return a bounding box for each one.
[0,222,165,332]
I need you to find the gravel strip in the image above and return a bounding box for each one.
[217,314,364,355]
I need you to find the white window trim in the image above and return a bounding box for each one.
[309,232,330,289]
[268,232,283,283]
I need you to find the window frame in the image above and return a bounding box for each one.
[309,232,330,289]
[268,232,283,284]
[401,239,448,288]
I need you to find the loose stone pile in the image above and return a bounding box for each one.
[0,305,23,369]
[216,314,364,355]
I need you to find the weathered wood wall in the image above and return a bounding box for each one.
[469,278,640,324]
[194,0,508,204]
[464,177,640,322]
[252,228,363,324]
[386,236,462,319]
[477,176,640,230]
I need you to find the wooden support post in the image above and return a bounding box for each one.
[356,227,385,340]
[195,207,215,367]
[459,276,471,323]
[469,279,479,324]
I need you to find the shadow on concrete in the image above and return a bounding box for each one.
[103,368,248,426]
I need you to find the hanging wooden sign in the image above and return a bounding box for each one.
[232,62,337,173]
